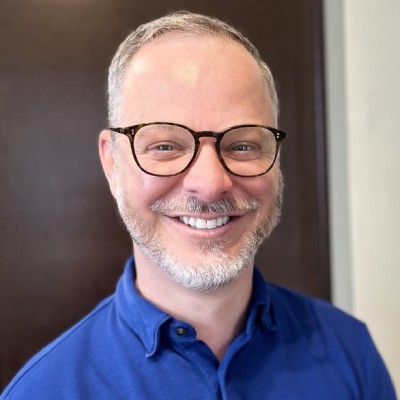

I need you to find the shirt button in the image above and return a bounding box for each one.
[176,327,187,337]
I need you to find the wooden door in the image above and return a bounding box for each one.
[0,0,328,388]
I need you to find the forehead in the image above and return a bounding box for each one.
[119,34,273,128]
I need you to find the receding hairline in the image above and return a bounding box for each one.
[125,32,267,82]
[108,12,279,126]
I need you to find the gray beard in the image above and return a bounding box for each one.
[115,170,283,292]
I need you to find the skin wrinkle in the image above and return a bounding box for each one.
[98,27,285,360]
[102,34,283,297]
[114,160,283,292]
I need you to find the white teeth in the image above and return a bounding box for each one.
[179,216,230,230]
[206,219,217,229]
[196,219,207,229]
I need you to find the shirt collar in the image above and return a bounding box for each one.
[115,257,276,357]
[246,267,277,332]
[115,257,171,357]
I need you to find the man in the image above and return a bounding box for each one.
[1,11,396,399]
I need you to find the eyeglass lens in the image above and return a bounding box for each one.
[133,124,278,177]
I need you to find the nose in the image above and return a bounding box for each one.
[181,140,233,201]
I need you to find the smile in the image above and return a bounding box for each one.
[179,216,230,230]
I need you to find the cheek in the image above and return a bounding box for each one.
[241,171,280,204]
[122,167,181,208]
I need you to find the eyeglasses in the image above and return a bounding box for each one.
[109,122,286,177]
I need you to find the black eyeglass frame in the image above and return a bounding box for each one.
[109,122,286,177]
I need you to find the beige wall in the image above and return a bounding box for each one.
[324,0,400,393]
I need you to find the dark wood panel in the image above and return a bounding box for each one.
[0,0,329,389]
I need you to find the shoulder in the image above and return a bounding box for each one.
[265,284,396,399]
[1,296,116,399]
[266,283,373,351]
[267,283,364,332]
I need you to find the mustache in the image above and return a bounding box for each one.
[151,195,260,214]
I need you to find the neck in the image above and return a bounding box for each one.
[133,246,254,361]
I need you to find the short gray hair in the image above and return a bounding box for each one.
[108,11,279,127]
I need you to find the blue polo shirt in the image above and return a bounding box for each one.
[1,257,396,399]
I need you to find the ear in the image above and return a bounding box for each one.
[98,129,117,198]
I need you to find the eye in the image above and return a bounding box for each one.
[146,141,181,152]
[232,143,253,152]
[154,144,175,151]
[229,142,260,153]
[222,141,262,162]
[142,141,189,161]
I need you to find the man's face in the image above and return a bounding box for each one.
[104,35,282,291]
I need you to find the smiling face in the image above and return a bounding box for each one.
[100,34,282,291]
